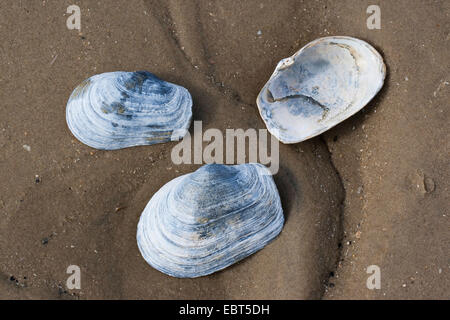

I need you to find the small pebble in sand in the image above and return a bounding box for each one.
[257,30,262,36]
[23,145,31,152]
[424,177,435,193]
[50,54,58,65]
[355,231,362,239]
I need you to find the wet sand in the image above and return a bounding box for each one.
[0,0,448,299]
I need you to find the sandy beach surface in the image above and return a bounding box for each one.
[0,0,448,299]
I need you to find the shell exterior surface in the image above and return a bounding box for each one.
[66,71,193,150]
[137,163,284,278]
[257,36,386,144]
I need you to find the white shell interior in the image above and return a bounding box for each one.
[257,36,386,144]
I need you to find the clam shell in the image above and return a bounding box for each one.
[137,163,284,278]
[66,71,193,150]
[257,36,386,143]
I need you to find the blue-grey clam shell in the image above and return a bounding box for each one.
[136,163,284,278]
[257,36,386,144]
[66,71,193,150]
